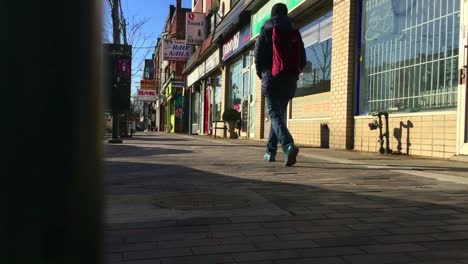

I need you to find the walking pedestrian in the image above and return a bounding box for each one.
[254,3,306,167]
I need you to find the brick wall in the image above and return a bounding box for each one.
[354,113,457,159]
[289,119,327,147]
[254,74,264,140]
[329,0,357,149]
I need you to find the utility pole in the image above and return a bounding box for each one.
[109,0,123,143]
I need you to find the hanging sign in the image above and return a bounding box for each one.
[186,12,206,45]
[137,89,157,101]
[140,79,156,90]
[163,39,191,61]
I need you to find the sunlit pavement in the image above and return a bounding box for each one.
[105,133,468,264]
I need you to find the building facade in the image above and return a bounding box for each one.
[184,0,221,135]
[154,0,191,133]
[179,0,468,159]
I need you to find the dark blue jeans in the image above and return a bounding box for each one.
[266,96,294,156]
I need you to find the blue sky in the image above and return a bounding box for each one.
[104,0,192,94]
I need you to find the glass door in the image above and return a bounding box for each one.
[191,91,200,134]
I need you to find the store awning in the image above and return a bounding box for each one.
[212,0,248,44]
[183,47,201,74]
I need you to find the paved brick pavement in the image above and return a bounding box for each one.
[105,133,468,264]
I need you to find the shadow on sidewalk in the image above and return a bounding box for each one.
[127,137,189,142]
[105,144,193,158]
[104,155,468,264]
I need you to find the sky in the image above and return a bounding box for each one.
[104,0,192,94]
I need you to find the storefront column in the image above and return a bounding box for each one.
[254,74,264,140]
[221,66,228,117]
[329,0,358,149]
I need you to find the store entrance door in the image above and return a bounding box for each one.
[459,0,468,154]
[191,91,200,134]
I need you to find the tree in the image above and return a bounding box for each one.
[310,39,332,81]
[105,0,155,137]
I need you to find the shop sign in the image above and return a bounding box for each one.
[172,81,186,88]
[205,49,219,74]
[187,69,198,87]
[197,63,205,78]
[222,24,251,61]
[140,79,156,90]
[186,12,206,45]
[137,89,157,101]
[163,39,191,61]
[251,0,306,38]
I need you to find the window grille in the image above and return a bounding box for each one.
[359,0,460,114]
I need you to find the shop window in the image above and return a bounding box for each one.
[228,59,243,111]
[359,0,460,115]
[213,75,223,121]
[291,11,333,119]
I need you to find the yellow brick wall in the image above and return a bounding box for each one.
[289,119,328,147]
[329,0,357,149]
[354,113,457,159]
[254,74,264,140]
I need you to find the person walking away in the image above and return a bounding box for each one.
[254,3,306,166]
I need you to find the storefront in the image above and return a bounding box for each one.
[250,0,332,145]
[187,63,206,135]
[222,23,256,138]
[204,50,223,135]
[164,81,186,133]
[355,0,462,158]
[187,48,223,135]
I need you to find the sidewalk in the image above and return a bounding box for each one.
[105,133,468,264]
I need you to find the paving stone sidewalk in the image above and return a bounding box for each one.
[105,133,468,264]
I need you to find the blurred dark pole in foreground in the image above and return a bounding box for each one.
[3,1,104,263]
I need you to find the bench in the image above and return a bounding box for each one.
[210,120,227,138]
[210,120,244,139]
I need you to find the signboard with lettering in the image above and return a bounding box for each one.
[186,12,206,45]
[251,0,305,38]
[163,39,191,61]
[205,49,219,74]
[140,79,156,90]
[187,70,198,87]
[222,24,251,61]
[137,89,157,101]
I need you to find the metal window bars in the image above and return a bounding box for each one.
[364,0,460,114]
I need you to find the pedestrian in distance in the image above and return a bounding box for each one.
[254,3,307,166]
